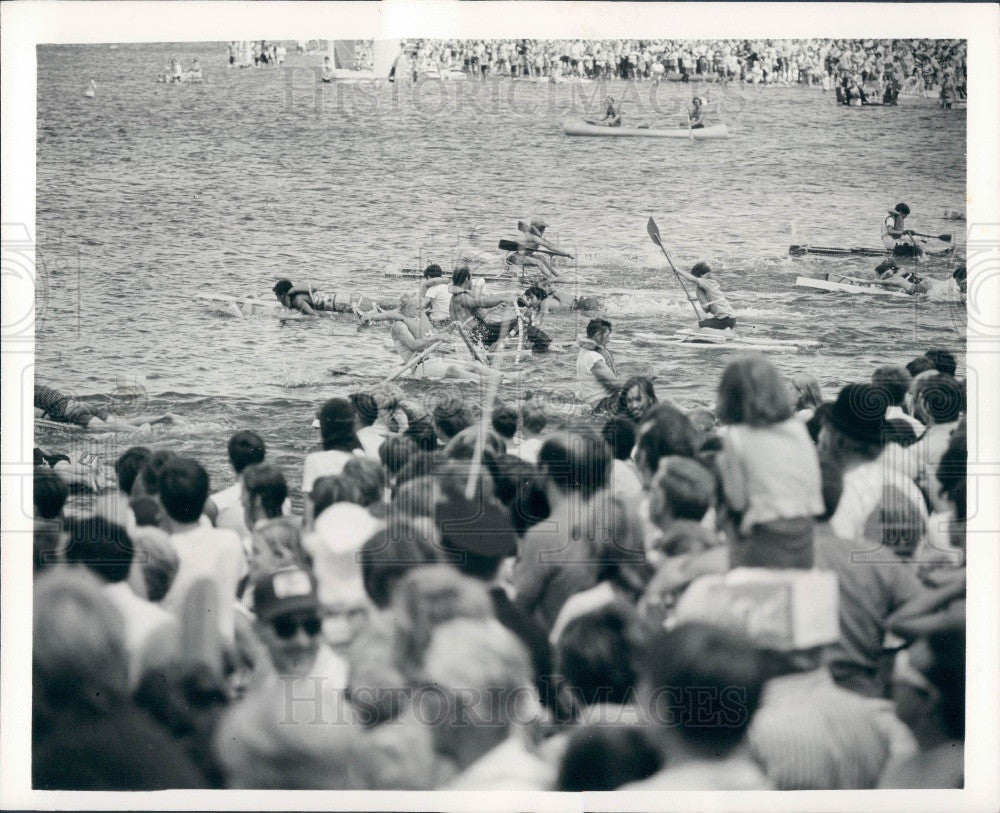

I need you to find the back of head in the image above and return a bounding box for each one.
[135,449,179,498]
[349,392,379,428]
[310,474,357,518]
[341,456,386,508]
[557,725,661,791]
[637,403,697,477]
[272,279,293,298]
[691,261,711,277]
[717,355,793,427]
[924,348,957,377]
[520,400,548,435]
[432,396,474,441]
[586,317,611,339]
[34,466,69,520]
[871,365,911,407]
[423,263,443,280]
[318,398,361,452]
[913,373,963,425]
[379,434,418,478]
[158,456,210,524]
[936,429,966,520]
[905,355,935,377]
[131,527,179,602]
[790,373,823,412]
[648,455,716,526]
[241,462,288,518]
[538,430,612,500]
[115,446,151,495]
[445,425,506,462]
[227,430,265,475]
[403,417,438,451]
[491,402,519,440]
[452,266,471,287]
[602,416,637,461]
[641,621,763,758]
[63,515,135,584]
[359,522,443,609]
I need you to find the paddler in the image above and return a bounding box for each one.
[391,292,490,380]
[508,219,574,307]
[419,264,452,328]
[600,96,622,127]
[576,317,620,413]
[272,279,339,316]
[873,259,930,295]
[511,285,553,352]
[449,267,519,350]
[881,203,923,257]
[673,262,737,331]
[687,96,705,129]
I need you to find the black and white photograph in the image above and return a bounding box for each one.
[2,2,998,810]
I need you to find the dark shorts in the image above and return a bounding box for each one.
[699,316,737,330]
[892,243,921,257]
[44,398,108,428]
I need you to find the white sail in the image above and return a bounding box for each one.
[373,40,401,79]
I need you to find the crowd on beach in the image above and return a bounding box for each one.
[32,343,967,791]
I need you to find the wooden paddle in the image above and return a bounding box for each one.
[908,231,953,242]
[646,217,705,324]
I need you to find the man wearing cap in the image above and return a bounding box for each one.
[881,203,923,257]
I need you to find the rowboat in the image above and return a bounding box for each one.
[795,274,920,299]
[561,119,729,139]
[789,243,954,258]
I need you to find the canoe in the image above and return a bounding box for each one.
[789,244,954,258]
[795,274,918,299]
[561,119,729,139]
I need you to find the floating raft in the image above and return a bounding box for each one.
[635,329,814,353]
[196,292,397,318]
[795,274,918,299]
[789,244,954,258]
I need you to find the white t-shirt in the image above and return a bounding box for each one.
[576,348,608,403]
[301,449,363,495]
[211,481,248,538]
[104,581,178,686]
[829,459,928,542]
[356,424,387,460]
[423,283,452,322]
[514,436,544,465]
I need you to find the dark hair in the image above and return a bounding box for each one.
[227,430,265,474]
[379,434,419,478]
[691,261,712,277]
[34,467,69,520]
[925,628,965,739]
[393,451,439,490]
[115,446,151,495]
[557,726,660,791]
[318,398,362,453]
[403,417,438,452]
[538,431,611,500]
[158,457,210,524]
[557,602,650,710]
[310,475,355,518]
[923,349,957,378]
[241,463,287,519]
[520,401,547,434]
[936,430,966,519]
[636,403,697,476]
[452,266,471,286]
[616,376,658,422]
[805,401,833,445]
[905,355,935,377]
[64,516,134,584]
[432,396,474,441]
[272,279,293,297]
[130,496,163,528]
[349,393,379,427]
[884,418,919,448]
[915,374,964,424]
[872,366,912,407]
[359,523,442,609]
[523,284,548,301]
[585,318,612,339]
[342,456,386,508]
[137,450,179,497]
[491,403,519,440]
[952,264,966,283]
[601,417,636,461]
[642,622,763,758]
[423,264,443,279]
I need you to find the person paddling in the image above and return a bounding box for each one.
[881,203,923,257]
[687,96,705,129]
[600,96,622,127]
[673,262,737,331]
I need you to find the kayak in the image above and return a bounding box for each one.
[789,243,954,258]
[795,274,921,299]
[561,119,729,139]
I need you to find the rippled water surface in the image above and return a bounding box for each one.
[35,43,966,487]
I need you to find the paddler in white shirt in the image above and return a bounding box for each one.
[687,96,705,129]
[418,264,452,328]
[576,317,621,413]
[881,202,923,257]
[673,262,737,331]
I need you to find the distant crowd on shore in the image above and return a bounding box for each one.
[32,345,966,791]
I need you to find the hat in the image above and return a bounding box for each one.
[252,566,319,622]
[829,384,889,445]
[888,203,910,216]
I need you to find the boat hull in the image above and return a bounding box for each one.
[789,244,954,258]
[794,274,917,298]
[561,118,729,139]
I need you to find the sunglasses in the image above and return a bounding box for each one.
[271,615,322,640]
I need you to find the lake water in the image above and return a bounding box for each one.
[34,43,966,490]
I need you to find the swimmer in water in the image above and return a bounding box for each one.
[34,384,185,433]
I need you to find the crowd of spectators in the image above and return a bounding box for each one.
[32,346,967,791]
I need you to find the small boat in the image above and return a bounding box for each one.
[795,273,919,299]
[634,329,809,353]
[561,119,729,139]
[789,243,954,258]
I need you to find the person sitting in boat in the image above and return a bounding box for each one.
[881,202,923,257]
[873,259,930,295]
[673,262,737,331]
[390,293,490,381]
[576,317,621,414]
[321,56,335,83]
[34,384,184,433]
[170,57,183,83]
[687,96,705,129]
[511,286,553,353]
[449,266,519,350]
[186,58,203,82]
[600,96,622,127]
[419,264,452,328]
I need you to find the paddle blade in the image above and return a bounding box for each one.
[646,217,662,247]
[939,233,953,242]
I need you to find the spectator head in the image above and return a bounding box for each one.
[617,376,658,423]
[417,617,538,769]
[241,462,288,524]
[819,384,890,463]
[893,628,965,744]
[34,467,69,520]
[63,516,134,584]
[717,355,794,427]
[648,455,716,527]
[639,621,763,760]
[341,456,387,509]
[432,396,474,441]
[349,392,379,428]
[520,400,548,436]
[393,451,438,491]
[872,366,912,407]
[490,402,519,441]
[635,403,697,484]
[884,418,919,448]
[129,496,163,528]
[905,355,935,377]
[158,457,210,525]
[923,349,957,377]
[537,430,612,501]
[912,373,963,426]
[403,417,438,452]
[317,398,362,453]
[252,566,322,678]
[228,430,265,475]
[33,568,129,717]
[790,373,823,412]
[557,725,660,791]
[132,450,178,499]
[114,446,151,495]
[359,522,443,609]
[936,429,966,524]
[379,434,419,481]
[556,601,651,712]
[130,527,179,602]
[586,317,612,342]
[310,474,356,519]
[602,416,637,461]
[391,475,438,525]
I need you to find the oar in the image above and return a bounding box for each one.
[908,231,953,242]
[646,217,704,324]
[384,338,446,382]
[498,238,561,256]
